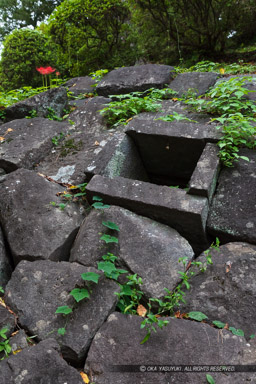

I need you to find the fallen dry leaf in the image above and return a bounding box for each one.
[137,304,147,317]
[12,349,22,355]
[225,261,232,273]
[94,141,100,146]
[172,98,178,101]
[80,372,90,383]
[7,128,13,132]
[0,137,5,141]
[11,331,19,337]
[219,68,225,74]
[126,117,133,123]
[0,297,6,308]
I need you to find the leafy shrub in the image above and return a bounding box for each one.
[0,29,57,90]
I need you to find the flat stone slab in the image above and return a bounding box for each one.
[67,96,111,133]
[188,143,220,201]
[96,64,175,96]
[4,260,118,364]
[0,118,70,173]
[36,130,120,185]
[207,149,256,244]
[85,312,256,383]
[70,206,194,298]
[180,242,256,340]
[0,168,83,265]
[5,87,68,120]
[0,226,12,288]
[86,175,209,254]
[63,76,96,96]
[0,338,84,384]
[169,71,219,96]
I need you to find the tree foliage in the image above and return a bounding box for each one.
[0,29,57,90]
[47,0,137,77]
[0,0,62,40]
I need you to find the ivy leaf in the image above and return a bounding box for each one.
[92,196,102,201]
[55,306,72,315]
[102,221,120,231]
[81,272,100,284]
[250,334,255,339]
[140,330,151,345]
[212,320,226,329]
[188,311,208,321]
[57,328,66,336]
[229,327,244,337]
[70,288,90,302]
[92,202,110,209]
[206,374,215,384]
[100,234,118,244]
[97,261,116,274]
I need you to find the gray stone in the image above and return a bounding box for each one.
[96,64,175,96]
[169,72,219,97]
[85,134,149,182]
[0,226,12,289]
[5,87,68,120]
[86,175,209,254]
[207,149,256,244]
[0,338,84,384]
[67,96,111,133]
[0,168,83,265]
[126,119,221,187]
[9,329,29,353]
[63,76,96,96]
[188,143,221,201]
[85,312,256,383]
[36,130,118,185]
[0,118,70,173]
[70,206,194,298]
[180,242,256,340]
[4,260,119,364]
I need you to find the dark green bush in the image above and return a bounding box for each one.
[0,29,57,90]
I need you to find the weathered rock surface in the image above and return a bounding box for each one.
[0,168,83,265]
[36,130,119,184]
[180,242,256,339]
[4,260,119,364]
[188,143,220,201]
[86,175,209,254]
[96,64,175,96]
[0,338,84,384]
[207,149,256,244]
[0,226,12,288]
[169,71,219,96]
[70,206,194,298]
[67,96,111,133]
[84,134,150,182]
[85,312,256,383]
[64,76,96,96]
[5,87,68,120]
[0,118,70,173]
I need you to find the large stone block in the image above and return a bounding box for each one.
[0,339,84,384]
[169,71,219,97]
[180,242,256,339]
[5,87,68,120]
[85,312,256,383]
[0,118,70,173]
[0,169,83,264]
[70,206,194,298]
[4,260,119,364]
[96,64,175,96]
[86,175,209,254]
[207,149,256,244]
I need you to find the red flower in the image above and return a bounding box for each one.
[56,71,60,76]
[36,66,56,75]
[45,66,56,74]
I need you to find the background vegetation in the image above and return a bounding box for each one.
[0,0,256,90]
